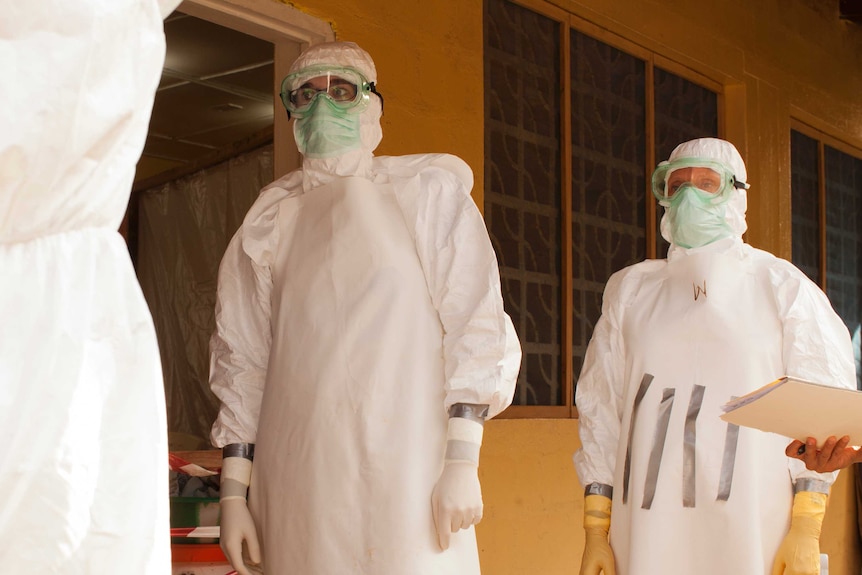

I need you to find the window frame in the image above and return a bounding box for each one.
[489,0,728,418]
[178,0,334,179]
[126,0,334,440]
[790,118,862,293]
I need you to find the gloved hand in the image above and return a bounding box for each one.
[432,459,483,550]
[220,498,262,575]
[219,455,262,575]
[431,408,487,551]
[580,494,616,575]
[771,491,827,575]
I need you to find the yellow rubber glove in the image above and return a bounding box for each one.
[580,494,616,575]
[771,491,827,575]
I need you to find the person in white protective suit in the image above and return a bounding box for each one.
[572,138,856,575]
[209,41,521,575]
[0,1,180,573]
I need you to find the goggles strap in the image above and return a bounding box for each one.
[369,82,384,114]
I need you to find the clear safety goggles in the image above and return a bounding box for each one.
[651,157,749,206]
[279,65,379,119]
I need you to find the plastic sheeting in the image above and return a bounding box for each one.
[136,145,274,446]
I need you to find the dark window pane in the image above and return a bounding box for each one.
[485,3,720,407]
[570,29,646,402]
[824,145,862,389]
[485,0,562,405]
[790,129,821,284]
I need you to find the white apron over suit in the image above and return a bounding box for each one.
[575,238,855,574]
[210,153,519,574]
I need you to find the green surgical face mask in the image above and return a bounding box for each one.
[293,95,362,158]
[667,184,734,249]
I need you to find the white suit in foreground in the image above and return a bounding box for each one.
[0,1,180,573]
[210,43,519,574]
[573,139,856,575]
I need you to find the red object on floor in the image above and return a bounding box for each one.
[171,543,227,563]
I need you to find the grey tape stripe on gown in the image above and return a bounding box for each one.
[642,388,675,510]
[717,396,740,502]
[623,373,655,504]
[683,384,706,507]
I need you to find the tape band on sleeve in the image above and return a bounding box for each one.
[222,443,255,461]
[584,483,613,499]
[219,495,247,502]
[448,403,489,424]
[584,508,611,528]
[447,417,484,445]
[444,439,481,464]
[583,492,613,530]
[794,478,831,495]
[221,457,253,485]
[220,478,250,500]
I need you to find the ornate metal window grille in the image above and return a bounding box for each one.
[791,127,862,390]
[485,0,719,412]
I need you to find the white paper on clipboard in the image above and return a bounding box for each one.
[720,376,862,445]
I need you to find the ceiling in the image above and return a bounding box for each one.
[133,4,859,189]
[134,12,275,188]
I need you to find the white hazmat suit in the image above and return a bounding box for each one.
[0,1,180,573]
[573,138,856,574]
[210,42,520,574]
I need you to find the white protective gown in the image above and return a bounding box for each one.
[210,152,520,574]
[574,236,856,575]
[0,1,179,572]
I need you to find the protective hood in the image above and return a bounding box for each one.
[288,41,383,191]
[659,138,748,246]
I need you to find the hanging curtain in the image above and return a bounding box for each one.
[137,144,274,447]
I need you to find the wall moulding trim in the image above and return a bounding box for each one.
[174,0,334,178]
[178,0,335,45]
[790,110,862,157]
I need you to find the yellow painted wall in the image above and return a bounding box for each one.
[269,0,862,573]
[479,419,584,573]
[280,0,486,204]
[480,420,861,575]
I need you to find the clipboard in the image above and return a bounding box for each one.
[720,376,862,445]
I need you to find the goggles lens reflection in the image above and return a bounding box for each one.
[651,158,746,206]
[280,66,371,118]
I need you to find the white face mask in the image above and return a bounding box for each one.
[667,185,734,249]
[293,96,362,159]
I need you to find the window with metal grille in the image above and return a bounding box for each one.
[484,0,719,415]
[791,125,862,390]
